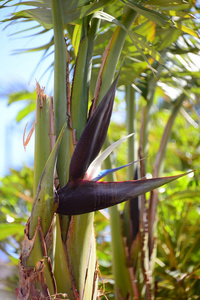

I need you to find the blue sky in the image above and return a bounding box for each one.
[0,4,54,176]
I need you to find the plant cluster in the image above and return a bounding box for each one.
[0,0,200,299]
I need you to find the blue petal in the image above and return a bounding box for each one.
[93,161,138,181]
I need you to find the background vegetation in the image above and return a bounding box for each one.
[0,0,200,299]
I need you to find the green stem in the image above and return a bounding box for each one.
[71,17,100,140]
[96,10,138,298]
[148,94,186,289]
[71,34,88,140]
[33,93,51,197]
[141,76,158,159]
[95,9,137,104]
[51,0,72,248]
[104,139,134,299]
[30,90,51,238]
[64,18,100,299]
[54,215,74,299]
[51,0,74,294]
[140,58,165,164]
[51,0,68,188]
[123,85,138,249]
[126,85,137,179]
[154,94,186,177]
[55,17,100,298]
[51,0,66,137]
[85,17,100,100]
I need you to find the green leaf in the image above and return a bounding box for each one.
[174,22,200,38]
[93,11,164,64]
[16,101,36,122]
[148,0,190,7]
[71,23,82,57]
[71,35,88,140]
[6,0,115,29]
[13,37,54,54]
[8,90,36,104]
[0,223,24,241]
[123,0,169,27]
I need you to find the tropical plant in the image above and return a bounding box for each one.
[0,0,200,299]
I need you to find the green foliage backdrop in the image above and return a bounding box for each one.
[0,0,200,299]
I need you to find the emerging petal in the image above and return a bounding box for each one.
[92,160,141,181]
[86,133,134,180]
